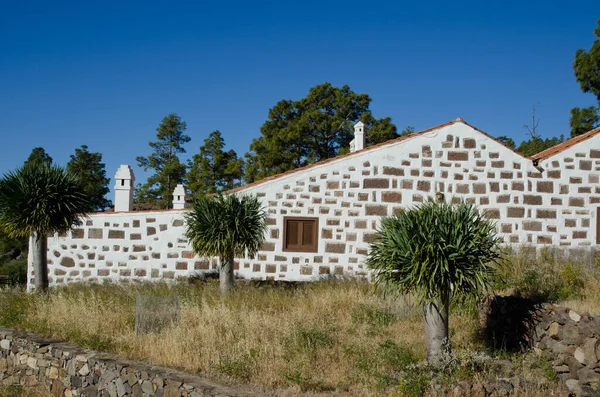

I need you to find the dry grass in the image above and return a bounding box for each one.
[5,246,598,396]
[1,280,488,396]
[0,386,50,397]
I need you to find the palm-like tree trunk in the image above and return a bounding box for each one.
[219,251,235,293]
[32,231,48,290]
[423,291,449,366]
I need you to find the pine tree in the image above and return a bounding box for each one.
[244,83,397,182]
[24,147,52,168]
[136,113,190,208]
[570,19,600,137]
[187,131,243,197]
[67,145,112,211]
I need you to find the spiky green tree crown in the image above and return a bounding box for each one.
[367,200,501,303]
[184,194,267,258]
[0,165,93,238]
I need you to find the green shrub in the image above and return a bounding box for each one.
[0,258,27,285]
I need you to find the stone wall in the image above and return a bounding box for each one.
[235,121,600,280]
[481,297,600,396]
[0,327,261,397]
[29,210,215,288]
[31,120,600,288]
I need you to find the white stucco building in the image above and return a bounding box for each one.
[29,119,600,287]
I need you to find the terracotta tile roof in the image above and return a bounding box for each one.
[530,126,600,161]
[232,118,528,193]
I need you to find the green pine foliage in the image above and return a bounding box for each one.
[244,83,397,183]
[186,130,244,198]
[67,145,112,211]
[570,19,600,137]
[136,113,191,208]
[23,147,52,168]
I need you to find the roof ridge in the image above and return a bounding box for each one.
[530,126,600,161]
[230,118,525,193]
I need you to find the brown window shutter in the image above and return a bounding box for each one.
[286,220,300,249]
[283,216,319,253]
[302,220,314,247]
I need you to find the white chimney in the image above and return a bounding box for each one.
[351,121,366,152]
[172,184,186,210]
[114,165,135,212]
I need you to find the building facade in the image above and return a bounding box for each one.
[28,119,600,288]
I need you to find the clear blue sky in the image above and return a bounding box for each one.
[1,1,599,187]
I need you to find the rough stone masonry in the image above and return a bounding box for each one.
[0,327,266,397]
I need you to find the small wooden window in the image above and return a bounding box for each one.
[283,216,319,252]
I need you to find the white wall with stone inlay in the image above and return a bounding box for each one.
[28,121,600,288]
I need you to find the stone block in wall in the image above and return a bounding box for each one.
[71,229,84,239]
[580,160,592,171]
[523,195,542,205]
[382,192,402,203]
[60,257,75,267]
[523,221,542,232]
[365,205,388,216]
[569,198,585,207]
[507,207,525,218]
[108,230,125,239]
[484,209,500,219]
[325,243,346,254]
[363,178,389,189]
[88,228,103,239]
[261,242,275,251]
[448,151,468,161]
[382,166,404,176]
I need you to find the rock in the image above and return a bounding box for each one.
[51,379,65,397]
[115,378,126,397]
[553,342,569,354]
[549,322,560,339]
[555,365,570,373]
[108,382,117,397]
[127,373,137,386]
[471,383,486,397]
[582,338,600,367]
[575,347,586,364]
[98,370,117,391]
[141,380,154,394]
[561,324,585,345]
[164,383,180,397]
[568,356,584,379]
[580,384,598,397]
[577,367,600,387]
[566,379,582,394]
[570,310,582,322]
[555,307,570,324]
[27,356,37,369]
[0,339,11,350]
[78,363,90,376]
[131,384,142,397]
[48,367,59,379]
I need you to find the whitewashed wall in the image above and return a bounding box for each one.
[29,121,600,288]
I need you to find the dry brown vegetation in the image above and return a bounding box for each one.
[2,249,599,396]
